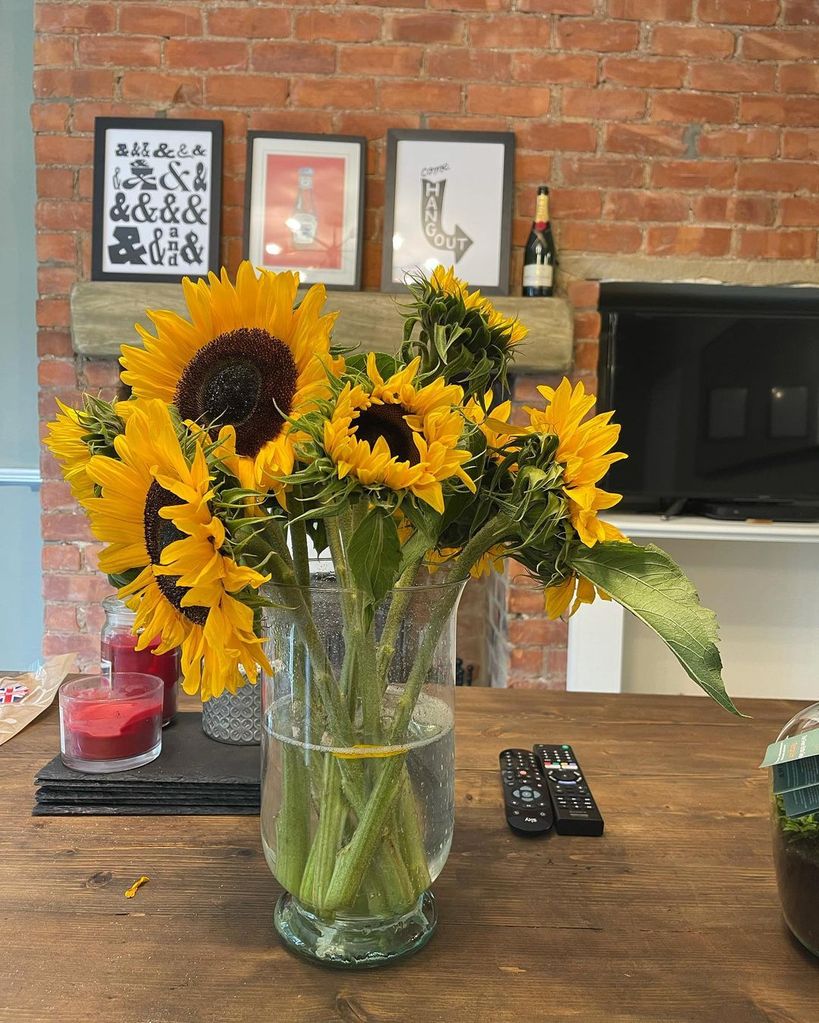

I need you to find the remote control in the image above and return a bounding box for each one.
[533,744,604,837]
[499,749,553,835]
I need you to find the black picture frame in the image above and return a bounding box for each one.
[381,129,515,296]
[243,131,366,291]
[91,117,223,283]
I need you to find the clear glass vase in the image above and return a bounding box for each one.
[770,701,819,956]
[260,567,464,968]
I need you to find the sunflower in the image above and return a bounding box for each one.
[429,265,528,346]
[545,573,611,620]
[463,392,514,454]
[322,354,476,513]
[44,400,95,506]
[84,398,270,701]
[525,378,627,547]
[119,261,342,505]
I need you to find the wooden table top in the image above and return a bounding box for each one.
[3,688,818,1023]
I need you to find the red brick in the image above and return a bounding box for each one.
[574,338,600,370]
[646,225,732,256]
[36,168,74,200]
[31,103,70,132]
[517,0,594,11]
[469,14,553,48]
[293,77,376,110]
[41,514,95,543]
[602,57,686,88]
[515,154,554,187]
[693,194,775,224]
[380,81,463,113]
[37,264,75,294]
[574,312,601,341]
[509,646,544,674]
[781,64,819,93]
[738,230,817,259]
[41,479,76,511]
[249,109,336,134]
[295,10,381,42]
[334,112,419,139]
[689,63,776,93]
[206,75,289,108]
[42,545,82,573]
[744,29,819,59]
[35,3,115,32]
[35,135,93,168]
[608,0,692,15]
[514,53,598,85]
[34,35,75,67]
[604,190,690,221]
[561,156,646,187]
[698,127,779,157]
[36,199,91,231]
[783,0,819,24]
[508,587,548,614]
[34,69,114,100]
[38,329,75,357]
[518,122,598,153]
[208,6,291,38]
[652,92,737,122]
[469,84,549,117]
[82,360,121,389]
[557,19,640,52]
[783,129,819,158]
[651,25,736,56]
[44,633,102,662]
[339,44,420,77]
[699,0,779,24]
[36,296,71,327]
[78,36,161,68]
[165,39,248,71]
[562,87,646,120]
[508,617,569,646]
[605,123,687,156]
[426,47,511,81]
[45,602,80,633]
[120,3,202,36]
[121,72,203,105]
[741,96,819,126]
[543,646,568,681]
[387,13,465,43]
[550,188,603,218]
[737,161,819,191]
[567,279,600,308]
[428,0,507,7]
[781,197,819,226]
[651,160,736,188]
[558,222,643,253]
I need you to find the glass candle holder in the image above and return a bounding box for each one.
[101,595,179,726]
[59,673,164,773]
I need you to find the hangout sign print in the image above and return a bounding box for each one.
[92,118,223,283]
[382,129,514,296]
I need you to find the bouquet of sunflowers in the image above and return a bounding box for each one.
[46,262,735,955]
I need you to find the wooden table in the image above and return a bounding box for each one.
[2,689,818,1022]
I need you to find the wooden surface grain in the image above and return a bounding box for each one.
[2,688,818,1023]
[69,281,574,374]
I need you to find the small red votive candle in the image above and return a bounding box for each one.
[59,673,164,773]
[101,596,179,726]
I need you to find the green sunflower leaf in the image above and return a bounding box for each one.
[570,541,741,716]
[347,507,402,606]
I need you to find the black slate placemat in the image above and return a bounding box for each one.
[33,712,262,816]
[32,803,259,816]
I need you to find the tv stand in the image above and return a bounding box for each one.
[698,500,819,524]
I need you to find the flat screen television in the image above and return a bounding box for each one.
[597,282,819,521]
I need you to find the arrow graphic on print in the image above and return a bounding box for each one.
[420,178,473,264]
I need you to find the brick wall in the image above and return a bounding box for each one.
[33,0,819,677]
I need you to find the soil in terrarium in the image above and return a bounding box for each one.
[772,800,819,956]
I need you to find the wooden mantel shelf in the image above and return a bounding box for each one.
[69,281,573,375]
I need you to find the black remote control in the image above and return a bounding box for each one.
[499,749,553,835]
[533,744,604,837]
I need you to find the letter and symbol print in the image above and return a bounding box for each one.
[420,178,473,263]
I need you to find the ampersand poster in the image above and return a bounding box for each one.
[92,117,223,282]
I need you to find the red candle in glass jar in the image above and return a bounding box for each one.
[101,596,179,725]
[60,673,163,773]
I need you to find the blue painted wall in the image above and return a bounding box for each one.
[0,0,43,669]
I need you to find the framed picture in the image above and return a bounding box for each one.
[91,117,222,283]
[243,132,366,291]
[381,129,515,296]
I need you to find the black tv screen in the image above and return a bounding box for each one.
[597,283,819,517]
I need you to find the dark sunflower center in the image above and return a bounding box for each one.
[143,480,208,626]
[354,403,419,466]
[175,327,298,457]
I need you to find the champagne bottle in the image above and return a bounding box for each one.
[522,185,557,298]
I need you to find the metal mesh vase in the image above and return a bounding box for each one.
[201,682,261,746]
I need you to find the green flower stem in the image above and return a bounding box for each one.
[298,755,347,913]
[274,744,310,897]
[395,771,432,894]
[375,540,427,689]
